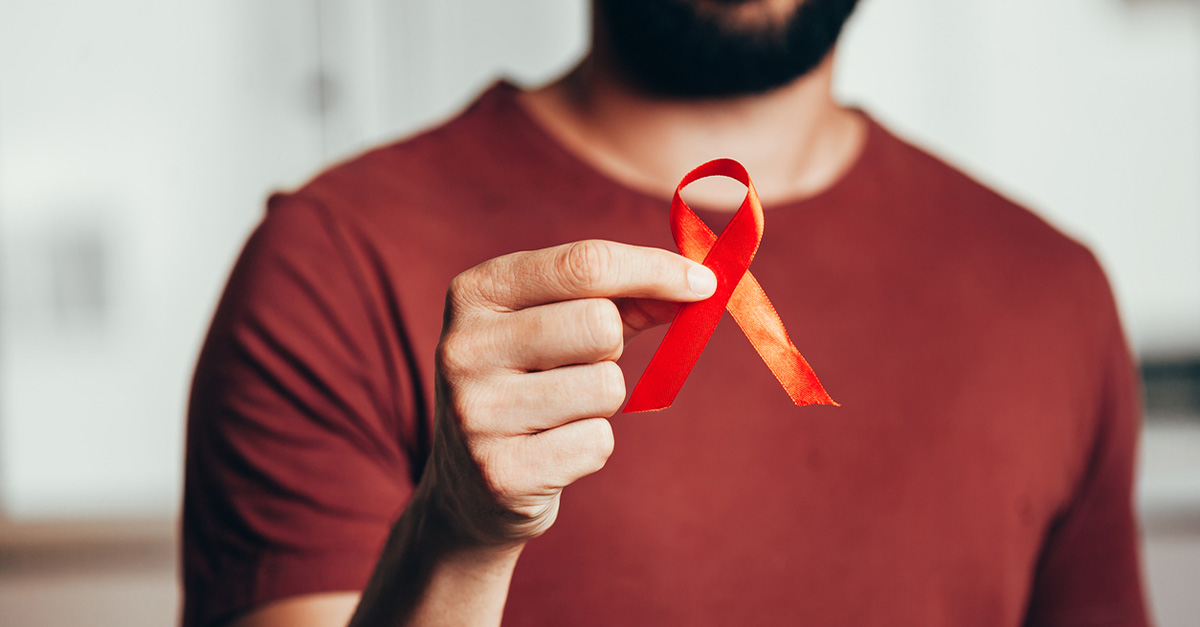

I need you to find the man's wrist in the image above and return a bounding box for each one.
[411,482,528,564]
[348,478,526,627]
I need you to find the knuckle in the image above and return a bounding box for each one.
[452,374,529,441]
[560,240,611,292]
[583,298,623,356]
[595,361,626,415]
[435,332,475,378]
[477,444,519,498]
[587,419,615,470]
[445,271,475,312]
[448,262,506,314]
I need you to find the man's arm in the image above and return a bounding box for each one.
[226,240,718,626]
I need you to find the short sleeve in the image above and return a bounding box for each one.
[182,196,424,627]
[1023,303,1150,625]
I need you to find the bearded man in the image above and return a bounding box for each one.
[182,1,1150,625]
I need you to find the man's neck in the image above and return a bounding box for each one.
[518,51,866,209]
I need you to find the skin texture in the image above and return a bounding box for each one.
[226,242,717,627]
[224,1,867,625]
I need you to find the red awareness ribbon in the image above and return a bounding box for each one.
[624,158,838,413]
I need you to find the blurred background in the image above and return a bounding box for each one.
[1,0,1196,624]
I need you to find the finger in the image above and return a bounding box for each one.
[483,362,626,435]
[491,298,624,371]
[465,240,717,311]
[455,362,625,437]
[512,417,615,494]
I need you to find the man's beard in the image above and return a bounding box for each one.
[595,0,860,98]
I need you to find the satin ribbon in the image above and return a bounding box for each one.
[624,158,838,413]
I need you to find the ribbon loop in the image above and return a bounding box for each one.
[624,158,837,413]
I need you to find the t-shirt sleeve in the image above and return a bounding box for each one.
[182,195,425,627]
[1023,290,1150,626]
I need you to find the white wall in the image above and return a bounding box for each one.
[312,0,589,159]
[0,0,590,519]
[0,1,328,517]
[837,0,1200,360]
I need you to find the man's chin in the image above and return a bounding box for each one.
[692,0,803,29]
[596,0,857,99]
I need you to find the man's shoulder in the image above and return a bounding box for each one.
[878,119,1096,260]
[284,82,525,225]
[254,81,565,281]
[866,116,1114,309]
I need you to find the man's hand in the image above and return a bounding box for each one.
[243,240,717,627]
[424,239,718,547]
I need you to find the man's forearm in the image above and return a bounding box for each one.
[348,483,524,627]
[350,240,712,625]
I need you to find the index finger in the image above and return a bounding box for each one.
[466,240,717,311]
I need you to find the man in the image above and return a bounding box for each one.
[183,0,1150,625]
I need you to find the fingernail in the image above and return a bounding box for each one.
[687,264,717,297]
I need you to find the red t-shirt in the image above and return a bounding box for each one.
[183,82,1148,626]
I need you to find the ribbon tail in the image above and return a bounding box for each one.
[624,294,728,412]
[728,272,838,407]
